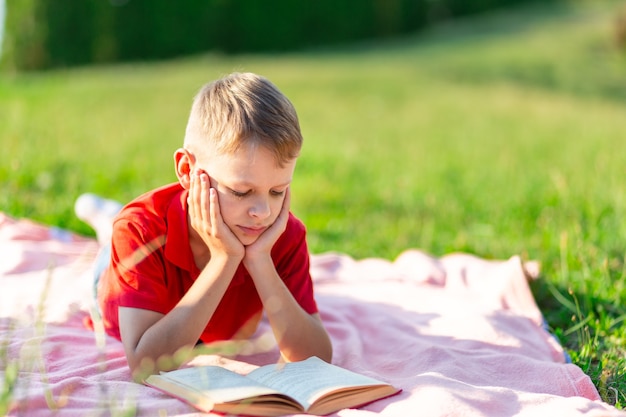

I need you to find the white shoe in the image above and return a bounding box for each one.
[75,193,122,245]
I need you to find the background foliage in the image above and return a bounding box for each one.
[2,0,556,70]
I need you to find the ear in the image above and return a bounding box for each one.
[174,148,195,190]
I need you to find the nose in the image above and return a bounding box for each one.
[248,196,271,219]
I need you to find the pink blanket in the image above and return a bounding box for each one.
[1,212,624,417]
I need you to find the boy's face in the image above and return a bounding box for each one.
[197,144,296,246]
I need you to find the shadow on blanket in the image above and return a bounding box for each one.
[1,212,624,417]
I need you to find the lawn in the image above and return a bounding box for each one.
[1,0,625,407]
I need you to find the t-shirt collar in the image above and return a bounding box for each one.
[164,185,246,285]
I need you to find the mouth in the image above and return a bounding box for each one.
[238,225,268,236]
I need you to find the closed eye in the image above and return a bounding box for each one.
[231,189,251,198]
[229,188,286,198]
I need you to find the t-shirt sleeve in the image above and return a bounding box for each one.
[108,217,170,314]
[273,214,318,315]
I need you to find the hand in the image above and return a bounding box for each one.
[188,170,244,261]
[243,187,291,267]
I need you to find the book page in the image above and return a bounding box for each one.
[246,357,389,410]
[161,365,282,403]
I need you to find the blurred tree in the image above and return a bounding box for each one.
[1,0,559,71]
[1,0,47,70]
[615,5,626,52]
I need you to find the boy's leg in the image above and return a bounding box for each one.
[74,193,123,309]
[91,244,111,303]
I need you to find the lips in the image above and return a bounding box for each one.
[238,225,268,236]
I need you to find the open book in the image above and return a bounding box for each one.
[145,356,401,416]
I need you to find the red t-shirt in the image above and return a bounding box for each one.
[98,183,318,343]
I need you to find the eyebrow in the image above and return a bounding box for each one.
[221,179,292,189]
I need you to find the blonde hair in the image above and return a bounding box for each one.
[184,72,302,167]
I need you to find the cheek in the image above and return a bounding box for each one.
[215,195,241,224]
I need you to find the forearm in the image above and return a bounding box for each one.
[124,255,241,376]
[246,257,333,363]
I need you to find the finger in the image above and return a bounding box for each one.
[282,187,291,213]
[209,187,219,234]
[275,187,291,223]
[270,187,291,233]
[199,172,211,226]
[188,173,198,222]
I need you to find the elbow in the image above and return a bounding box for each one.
[308,316,333,363]
[128,355,158,383]
[318,336,333,363]
[281,333,333,364]
[125,349,163,383]
[282,344,333,364]
[127,345,196,383]
[314,320,333,363]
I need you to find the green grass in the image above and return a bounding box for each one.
[1,0,626,408]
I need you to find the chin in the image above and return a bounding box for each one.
[239,235,260,247]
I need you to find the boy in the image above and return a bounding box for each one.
[78,72,332,379]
